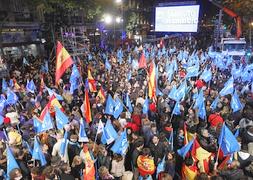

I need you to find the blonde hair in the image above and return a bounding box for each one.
[71,156,82,167]
[98,166,109,178]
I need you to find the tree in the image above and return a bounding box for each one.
[126,12,139,37]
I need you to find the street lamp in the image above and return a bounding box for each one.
[115,0,122,3]
[104,14,113,24]
[116,17,122,24]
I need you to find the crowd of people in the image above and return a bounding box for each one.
[0,36,253,180]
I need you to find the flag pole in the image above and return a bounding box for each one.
[215,123,224,168]
[92,131,98,152]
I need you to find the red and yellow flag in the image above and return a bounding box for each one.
[38,95,63,121]
[96,86,106,103]
[137,155,155,176]
[191,139,212,173]
[84,89,92,123]
[55,41,74,85]
[88,70,97,92]
[83,145,95,180]
[139,53,147,69]
[148,61,156,99]
[182,164,197,180]
[184,123,195,145]
[13,79,21,91]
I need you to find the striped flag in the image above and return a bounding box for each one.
[96,86,106,103]
[83,83,92,123]
[88,70,97,92]
[148,61,156,99]
[83,145,95,180]
[55,41,74,85]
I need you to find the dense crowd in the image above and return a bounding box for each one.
[0,36,253,180]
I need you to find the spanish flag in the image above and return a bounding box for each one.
[184,123,195,145]
[83,145,95,180]
[84,87,92,123]
[191,139,212,173]
[88,70,97,92]
[38,95,63,121]
[13,79,21,91]
[55,41,74,85]
[137,155,155,176]
[139,53,147,69]
[148,61,156,99]
[96,86,106,103]
[181,164,197,180]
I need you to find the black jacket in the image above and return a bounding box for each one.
[197,135,217,153]
[149,142,165,164]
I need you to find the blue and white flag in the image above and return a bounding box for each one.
[113,97,124,119]
[111,130,129,156]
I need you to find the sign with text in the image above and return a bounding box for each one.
[155,5,200,32]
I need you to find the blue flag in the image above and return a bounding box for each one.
[6,89,18,105]
[194,89,204,109]
[33,118,42,133]
[79,118,89,142]
[32,137,47,166]
[200,68,212,82]
[111,130,129,156]
[230,91,243,113]
[46,87,63,101]
[174,80,187,101]
[0,115,3,125]
[125,93,133,113]
[9,79,14,88]
[186,64,199,78]
[127,71,132,81]
[198,101,206,120]
[210,96,219,111]
[156,156,166,178]
[7,146,19,175]
[177,139,194,158]
[105,94,115,115]
[142,97,149,114]
[219,77,234,96]
[101,120,118,144]
[26,79,36,93]
[40,112,54,132]
[113,97,124,119]
[234,128,239,138]
[172,101,181,115]
[2,79,7,93]
[218,124,240,155]
[0,95,5,113]
[60,131,68,156]
[168,85,177,100]
[24,140,32,155]
[105,58,111,71]
[55,106,69,130]
[69,64,80,94]
[70,64,80,82]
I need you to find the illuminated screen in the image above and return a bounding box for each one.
[155,5,200,32]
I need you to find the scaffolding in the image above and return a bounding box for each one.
[60,26,89,58]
